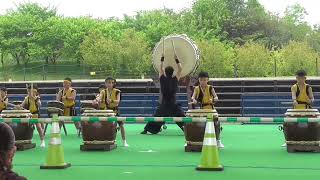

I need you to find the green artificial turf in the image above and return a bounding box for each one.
[12,124,320,180]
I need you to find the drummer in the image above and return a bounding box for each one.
[141,53,185,134]
[291,70,314,109]
[191,72,224,148]
[18,84,45,148]
[56,77,80,131]
[282,70,315,147]
[0,87,8,113]
[96,77,129,147]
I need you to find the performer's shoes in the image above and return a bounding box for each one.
[217,140,224,148]
[140,130,148,134]
[281,143,287,147]
[123,141,129,147]
[40,140,45,148]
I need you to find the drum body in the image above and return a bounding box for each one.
[0,110,36,151]
[152,34,200,78]
[283,109,320,152]
[80,110,117,151]
[47,100,65,117]
[184,109,219,152]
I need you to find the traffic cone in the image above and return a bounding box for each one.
[196,114,223,171]
[40,114,71,169]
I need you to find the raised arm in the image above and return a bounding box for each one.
[3,97,8,106]
[291,86,298,106]
[56,90,62,101]
[19,98,27,110]
[0,95,8,106]
[211,87,219,102]
[175,54,182,81]
[159,55,165,77]
[36,96,41,107]
[113,91,121,106]
[191,88,197,104]
[308,86,315,103]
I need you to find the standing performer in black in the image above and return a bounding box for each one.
[141,53,185,134]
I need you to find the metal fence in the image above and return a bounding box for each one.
[0,64,156,81]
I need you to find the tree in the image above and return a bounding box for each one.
[32,16,66,64]
[0,3,57,65]
[197,39,234,77]
[119,29,152,77]
[124,9,178,46]
[190,0,229,39]
[221,0,268,45]
[80,29,152,77]
[277,41,319,76]
[234,42,272,77]
[0,14,35,65]
[80,31,121,76]
[61,17,98,63]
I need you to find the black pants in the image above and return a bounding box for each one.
[143,103,185,134]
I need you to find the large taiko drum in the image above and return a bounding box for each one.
[152,34,200,78]
[0,110,36,151]
[184,109,219,152]
[283,109,320,152]
[44,100,67,136]
[80,109,117,151]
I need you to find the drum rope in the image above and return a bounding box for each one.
[83,140,115,145]
[15,140,32,144]
[286,141,320,146]
[186,141,203,146]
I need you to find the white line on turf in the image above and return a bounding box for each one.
[138,150,156,153]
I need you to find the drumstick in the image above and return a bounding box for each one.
[6,102,18,107]
[162,37,165,56]
[171,40,177,55]
[31,83,34,98]
[106,88,110,104]
[25,83,30,97]
[0,89,2,101]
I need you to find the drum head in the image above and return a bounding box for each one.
[186,109,218,117]
[47,101,64,109]
[285,109,320,117]
[83,110,114,113]
[152,35,200,78]
[82,110,115,117]
[10,101,23,105]
[81,100,94,104]
[187,109,217,113]
[81,101,96,109]
[0,110,32,118]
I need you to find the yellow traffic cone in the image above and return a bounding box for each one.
[40,115,71,169]
[196,114,223,171]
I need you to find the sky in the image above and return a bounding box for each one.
[0,0,319,25]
